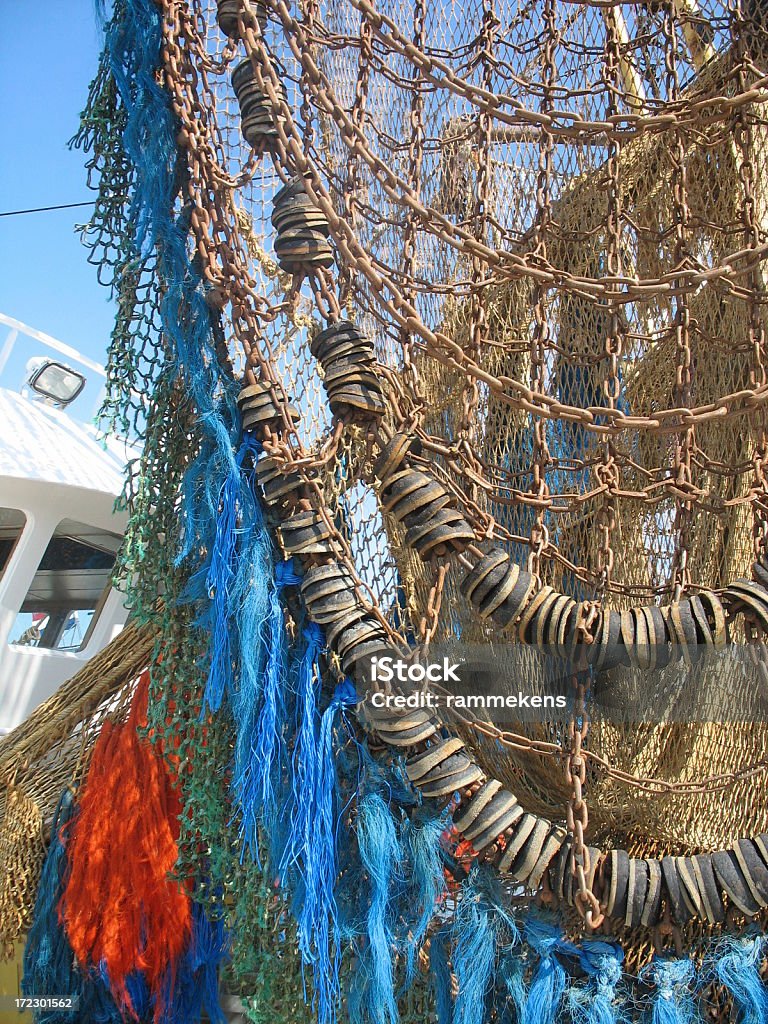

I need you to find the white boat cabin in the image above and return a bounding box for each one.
[0,314,132,735]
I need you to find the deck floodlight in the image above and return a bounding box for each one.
[26,359,86,407]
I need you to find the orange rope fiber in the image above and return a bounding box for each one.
[61,670,191,1020]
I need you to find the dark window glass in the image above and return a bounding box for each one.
[0,508,26,578]
[10,519,122,652]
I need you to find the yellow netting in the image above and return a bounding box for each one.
[175,0,768,861]
[0,787,44,959]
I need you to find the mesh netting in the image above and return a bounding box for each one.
[129,0,768,866]
[11,0,762,991]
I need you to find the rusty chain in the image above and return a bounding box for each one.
[151,0,768,809]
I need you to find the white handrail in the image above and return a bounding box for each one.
[0,312,107,378]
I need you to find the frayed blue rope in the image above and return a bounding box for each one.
[567,941,625,1024]
[279,623,326,881]
[97,963,149,1023]
[278,622,356,1024]
[176,436,221,575]
[450,868,519,1024]
[641,958,698,1024]
[199,436,283,862]
[430,932,454,1024]
[452,894,496,1024]
[401,807,448,984]
[203,433,262,714]
[703,933,768,1024]
[298,677,358,1024]
[187,903,228,1024]
[136,900,228,1024]
[355,790,401,1024]
[522,917,569,1024]
[497,945,527,1024]
[253,557,303,837]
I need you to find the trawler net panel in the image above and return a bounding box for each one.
[197,0,768,617]
[11,3,768,1003]
[73,0,763,877]
[170,0,768,863]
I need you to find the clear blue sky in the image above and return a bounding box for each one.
[0,2,114,381]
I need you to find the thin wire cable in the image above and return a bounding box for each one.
[0,200,97,219]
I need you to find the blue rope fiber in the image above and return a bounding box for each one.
[567,941,625,1024]
[300,678,358,1024]
[704,934,768,1024]
[161,902,228,1024]
[279,623,326,882]
[128,972,151,1020]
[400,806,448,984]
[202,433,263,715]
[193,908,229,1024]
[340,753,453,1024]
[253,557,302,835]
[449,868,520,1024]
[497,945,527,1024]
[355,789,401,1024]
[641,958,698,1024]
[403,806,450,983]
[274,622,360,1024]
[430,932,454,1024]
[521,917,569,1024]
[451,893,497,1024]
[227,474,274,859]
[184,432,299,863]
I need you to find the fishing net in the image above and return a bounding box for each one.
[9,0,768,1020]
[126,0,768,895]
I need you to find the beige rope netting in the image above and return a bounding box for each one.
[165,0,768,868]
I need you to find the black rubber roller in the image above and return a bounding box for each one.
[406,738,466,783]
[604,849,630,921]
[460,549,509,602]
[661,856,692,924]
[733,839,768,908]
[453,780,503,834]
[418,763,484,798]
[624,859,649,929]
[712,849,762,916]
[462,791,522,851]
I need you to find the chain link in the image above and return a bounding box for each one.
[565,608,603,928]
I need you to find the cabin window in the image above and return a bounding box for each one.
[9,519,122,653]
[0,509,27,580]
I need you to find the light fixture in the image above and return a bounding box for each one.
[26,358,86,407]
